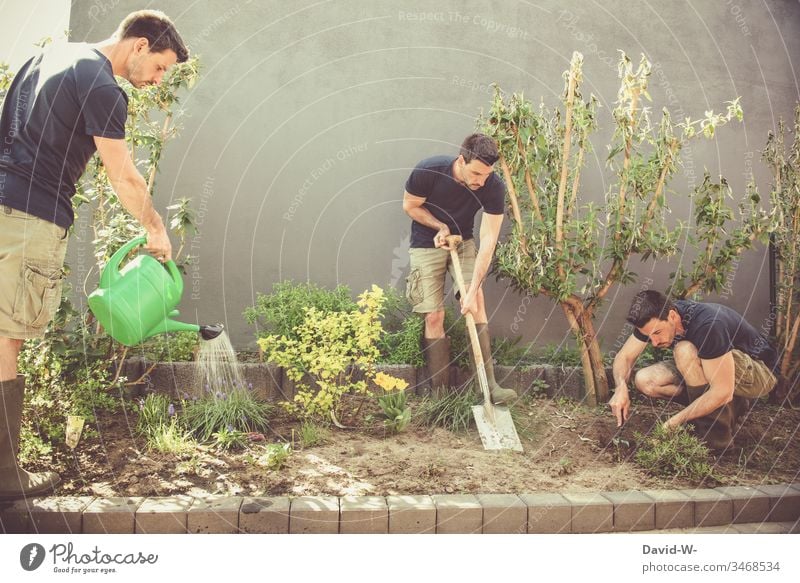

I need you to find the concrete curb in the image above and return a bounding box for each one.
[2,484,797,534]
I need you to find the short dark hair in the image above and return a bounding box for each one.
[460,133,499,166]
[626,290,677,328]
[115,10,189,63]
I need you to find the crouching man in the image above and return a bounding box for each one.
[609,290,778,451]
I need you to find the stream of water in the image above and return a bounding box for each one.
[193,330,245,397]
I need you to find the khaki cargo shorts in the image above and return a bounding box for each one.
[662,349,776,399]
[0,205,68,339]
[406,239,476,313]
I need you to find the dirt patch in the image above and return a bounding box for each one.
[37,394,800,499]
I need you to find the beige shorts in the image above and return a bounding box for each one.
[662,349,776,399]
[406,239,476,313]
[0,205,68,339]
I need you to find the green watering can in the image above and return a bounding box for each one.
[87,236,223,346]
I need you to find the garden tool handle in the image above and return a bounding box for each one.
[446,236,494,408]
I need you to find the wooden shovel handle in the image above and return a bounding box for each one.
[446,236,493,408]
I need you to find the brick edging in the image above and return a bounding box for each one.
[1,484,797,534]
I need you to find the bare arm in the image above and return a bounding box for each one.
[664,352,735,429]
[402,191,451,248]
[608,334,647,426]
[94,136,172,260]
[460,213,503,316]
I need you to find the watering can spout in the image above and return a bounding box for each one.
[199,324,224,341]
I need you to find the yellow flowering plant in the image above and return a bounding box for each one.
[257,285,407,425]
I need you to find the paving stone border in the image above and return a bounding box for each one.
[1,484,797,534]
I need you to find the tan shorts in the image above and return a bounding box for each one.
[0,205,68,339]
[662,349,776,399]
[406,239,476,313]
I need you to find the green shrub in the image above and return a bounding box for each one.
[258,286,407,423]
[415,388,476,432]
[182,389,272,442]
[244,280,357,340]
[19,335,122,456]
[634,424,713,481]
[136,331,199,362]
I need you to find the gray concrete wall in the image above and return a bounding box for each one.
[67,0,800,351]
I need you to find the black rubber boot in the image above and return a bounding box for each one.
[472,324,517,405]
[0,375,60,500]
[422,337,452,399]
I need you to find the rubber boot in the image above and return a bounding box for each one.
[0,376,60,500]
[472,324,518,405]
[684,384,737,452]
[422,337,452,399]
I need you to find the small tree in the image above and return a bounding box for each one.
[765,104,800,384]
[481,52,765,405]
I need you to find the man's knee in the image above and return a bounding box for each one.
[673,340,699,372]
[634,368,659,397]
[424,311,445,334]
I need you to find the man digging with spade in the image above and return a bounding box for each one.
[403,133,516,404]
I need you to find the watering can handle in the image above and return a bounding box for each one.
[164,258,184,297]
[99,236,147,288]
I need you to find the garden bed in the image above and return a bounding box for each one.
[32,387,800,500]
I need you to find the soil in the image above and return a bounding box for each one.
[38,394,800,499]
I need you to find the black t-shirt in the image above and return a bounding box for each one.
[405,155,505,248]
[0,43,128,228]
[633,300,779,371]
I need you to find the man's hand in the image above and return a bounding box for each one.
[609,385,631,427]
[459,286,479,316]
[434,225,452,249]
[144,224,173,262]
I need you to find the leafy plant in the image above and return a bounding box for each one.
[634,424,713,481]
[136,331,199,362]
[244,280,357,341]
[255,442,292,470]
[481,52,759,405]
[258,285,407,424]
[764,104,800,386]
[18,340,123,456]
[299,421,330,448]
[136,393,174,437]
[415,388,476,432]
[181,389,272,442]
[377,389,411,433]
[212,426,249,451]
[147,420,196,455]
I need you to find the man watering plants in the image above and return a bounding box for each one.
[608,290,779,452]
[0,10,188,499]
[403,133,517,405]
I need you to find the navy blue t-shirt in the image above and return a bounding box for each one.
[634,300,779,372]
[0,43,128,228]
[405,155,505,248]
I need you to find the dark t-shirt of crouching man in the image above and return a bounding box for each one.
[405,155,505,248]
[633,299,779,372]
